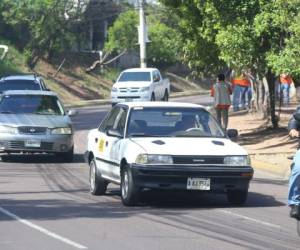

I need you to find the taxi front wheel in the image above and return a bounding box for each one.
[121,166,139,206]
[89,159,107,195]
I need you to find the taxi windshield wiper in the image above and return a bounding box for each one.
[128,133,160,137]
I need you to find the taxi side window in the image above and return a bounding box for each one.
[115,108,128,135]
[99,107,121,132]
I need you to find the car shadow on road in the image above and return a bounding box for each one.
[99,186,286,209]
[0,153,85,164]
[0,190,285,222]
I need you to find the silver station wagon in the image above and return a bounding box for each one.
[0,90,75,162]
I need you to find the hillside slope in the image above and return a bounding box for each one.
[0,44,207,106]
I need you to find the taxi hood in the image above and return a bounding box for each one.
[130,137,248,156]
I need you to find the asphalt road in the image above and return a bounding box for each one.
[0,95,299,250]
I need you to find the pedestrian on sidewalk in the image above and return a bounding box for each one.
[279,73,293,106]
[211,73,232,130]
[231,72,251,111]
[287,109,300,219]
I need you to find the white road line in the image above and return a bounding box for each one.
[220,209,282,229]
[0,206,87,249]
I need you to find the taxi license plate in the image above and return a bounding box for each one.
[25,140,41,148]
[187,178,210,190]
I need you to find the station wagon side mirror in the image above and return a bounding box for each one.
[107,128,123,138]
[227,129,238,142]
[67,109,77,117]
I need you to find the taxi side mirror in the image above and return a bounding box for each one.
[227,129,238,142]
[107,128,123,138]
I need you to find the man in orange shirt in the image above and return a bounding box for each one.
[280,73,293,106]
[231,72,251,111]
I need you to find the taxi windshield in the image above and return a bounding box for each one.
[127,107,225,138]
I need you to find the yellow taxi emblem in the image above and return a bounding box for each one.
[99,139,105,152]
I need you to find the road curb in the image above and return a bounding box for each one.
[250,154,291,179]
[65,90,210,109]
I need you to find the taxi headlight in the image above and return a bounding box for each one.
[51,127,72,135]
[0,125,17,134]
[135,154,173,164]
[224,156,250,166]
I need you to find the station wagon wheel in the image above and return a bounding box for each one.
[89,158,107,195]
[121,166,139,206]
[56,147,74,163]
[227,189,248,205]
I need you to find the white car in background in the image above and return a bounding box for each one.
[85,102,253,206]
[111,68,170,106]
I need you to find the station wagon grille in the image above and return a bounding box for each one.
[8,141,54,151]
[18,126,47,134]
[172,156,224,165]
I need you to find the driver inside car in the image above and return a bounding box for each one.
[175,114,197,131]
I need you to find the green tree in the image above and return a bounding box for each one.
[160,0,300,128]
[1,0,81,68]
[104,9,182,67]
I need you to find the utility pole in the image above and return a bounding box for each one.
[138,0,147,68]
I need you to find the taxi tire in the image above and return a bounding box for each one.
[121,166,139,206]
[89,159,107,195]
[227,189,248,205]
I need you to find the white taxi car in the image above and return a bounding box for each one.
[85,102,253,206]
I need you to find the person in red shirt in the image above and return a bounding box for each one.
[211,73,232,130]
[231,72,251,111]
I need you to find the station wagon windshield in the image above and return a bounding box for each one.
[118,72,151,82]
[127,107,225,138]
[0,80,41,92]
[0,95,64,115]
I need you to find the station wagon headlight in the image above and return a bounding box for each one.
[224,156,251,166]
[51,127,72,135]
[135,154,173,164]
[111,87,118,92]
[0,125,17,134]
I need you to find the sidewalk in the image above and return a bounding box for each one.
[229,103,298,179]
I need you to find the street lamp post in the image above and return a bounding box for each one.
[138,0,147,68]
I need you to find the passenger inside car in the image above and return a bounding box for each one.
[128,119,148,134]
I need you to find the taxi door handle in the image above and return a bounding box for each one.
[95,138,98,143]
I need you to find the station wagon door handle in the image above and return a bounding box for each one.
[95,138,98,143]
[105,141,108,147]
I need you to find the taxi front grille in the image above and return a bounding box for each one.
[172,156,224,165]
